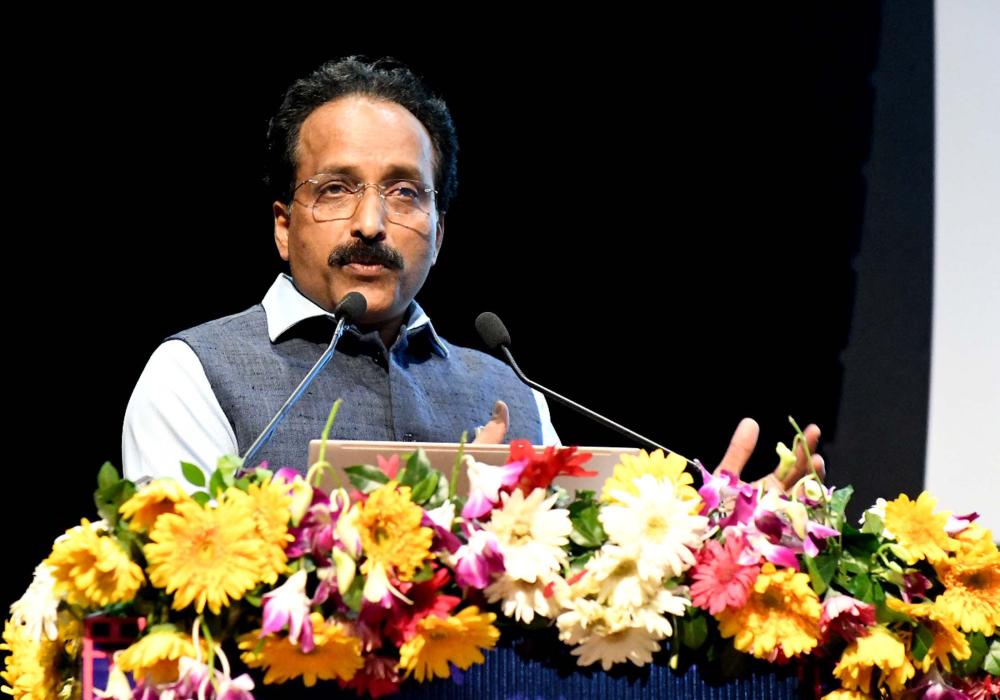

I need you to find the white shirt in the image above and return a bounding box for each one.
[122,273,560,483]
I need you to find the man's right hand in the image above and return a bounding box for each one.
[471,400,509,444]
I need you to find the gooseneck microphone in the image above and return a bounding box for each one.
[242,292,367,468]
[475,311,693,464]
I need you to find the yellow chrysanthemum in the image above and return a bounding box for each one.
[115,629,200,684]
[45,519,145,608]
[119,479,191,533]
[358,481,433,583]
[933,545,1000,636]
[144,496,267,614]
[600,450,699,506]
[0,618,61,699]
[225,480,293,585]
[822,689,870,700]
[399,606,500,682]
[883,492,955,564]
[716,563,821,660]
[952,524,998,559]
[833,625,915,695]
[239,613,363,686]
[886,597,971,672]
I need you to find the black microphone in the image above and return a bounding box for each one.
[242,292,367,468]
[476,311,693,463]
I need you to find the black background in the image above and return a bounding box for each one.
[4,3,932,615]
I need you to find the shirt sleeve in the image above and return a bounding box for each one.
[532,389,562,447]
[122,339,239,485]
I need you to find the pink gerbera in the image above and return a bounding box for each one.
[690,531,760,614]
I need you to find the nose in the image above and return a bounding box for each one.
[349,184,388,242]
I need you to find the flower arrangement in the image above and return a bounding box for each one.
[2,411,998,699]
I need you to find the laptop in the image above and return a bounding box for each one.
[307,440,642,496]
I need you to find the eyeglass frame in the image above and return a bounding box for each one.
[286,172,439,224]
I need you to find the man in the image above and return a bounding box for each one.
[122,56,824,488]
[122,57,559,484]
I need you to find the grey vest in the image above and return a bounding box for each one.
[168,305,542,473]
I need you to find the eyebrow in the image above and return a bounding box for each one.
[314,163,427,182]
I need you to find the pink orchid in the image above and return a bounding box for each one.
[260,569,315,652]
[454,527,505,589]
[819,593,876,643]
[461,457,527,519]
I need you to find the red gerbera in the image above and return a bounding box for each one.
[507,440,596,493]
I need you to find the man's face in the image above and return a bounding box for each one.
[273,96,444,325]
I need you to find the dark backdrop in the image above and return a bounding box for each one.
[4,3,932,612]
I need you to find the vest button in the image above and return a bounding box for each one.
[402,432,415,442]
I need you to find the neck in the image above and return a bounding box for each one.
[356,315,406,350]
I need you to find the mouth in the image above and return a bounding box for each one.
[344,261,389,276]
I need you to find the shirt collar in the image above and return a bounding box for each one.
[261,273,449,357]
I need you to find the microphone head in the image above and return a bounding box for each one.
[334,292,367,322]
[475,312,512,350]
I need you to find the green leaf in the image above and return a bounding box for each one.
[410,563,435,583]
[410,472,440,505]
[180,462,207,488]
[828,485,854,529]
[345,464,391,493]
[216,454,243,476]
[954,632,988,675]
[678,613,708,650]
[208,470,227,498]
[804,553,837,595]
[568,493,605,548]
[244,592,263,608]
[843,573,874,602]
[911,624,934,661]
[568,551,595,570]
[342,576,364,613]
[191,492,211,507]
[843,532,880,557]
[398,449,431,487]
[984,639,1000,676]
[860,511,884,536]
[94,479,136,529]
[97,462,120,491]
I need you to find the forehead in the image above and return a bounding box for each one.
[295,96,436,182]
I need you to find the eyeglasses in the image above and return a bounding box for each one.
[289,173,437,225]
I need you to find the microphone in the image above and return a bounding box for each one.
[476,311,693,463]
[242,292,367,468]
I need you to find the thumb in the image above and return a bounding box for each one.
[472,400,509,444]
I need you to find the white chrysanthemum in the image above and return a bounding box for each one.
[9,564,60,642]
[485,573,567,624]
[632,587,691,638]
[567,606,662,671]
[583,544,658,609]
[485,488,571,583]
[600,475,708,580]
[556,596,606,645]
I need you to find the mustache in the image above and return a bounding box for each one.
[329,243,404,270]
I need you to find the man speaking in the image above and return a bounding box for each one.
[122,57,559,483]
[122,56,822,490]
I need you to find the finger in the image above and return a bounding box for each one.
[715,418,759,477]
[780,424,824,487]
[471,400,509,445]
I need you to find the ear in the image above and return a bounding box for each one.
[273,201,291,262]
[431,214,445,265]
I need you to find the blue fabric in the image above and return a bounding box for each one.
[247,629,801,698]
[169,304,542,473]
